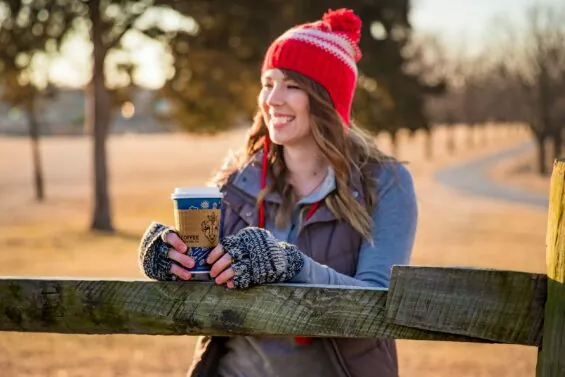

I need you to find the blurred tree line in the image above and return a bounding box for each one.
[0,0,438,232]
[424,4,565,175]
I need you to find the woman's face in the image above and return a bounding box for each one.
[259,69,312,146]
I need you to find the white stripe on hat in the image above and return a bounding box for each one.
[293,28,356,57]
[276,28,358,74]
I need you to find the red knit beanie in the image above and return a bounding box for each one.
[261,8,363,126]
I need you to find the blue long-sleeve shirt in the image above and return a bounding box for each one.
[287,163,417,288]
[218,162,418,377]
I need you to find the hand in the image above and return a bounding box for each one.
[207,245,236,289]
[213,227,305,289]
[138,222,196,281]
[161,230,196,281]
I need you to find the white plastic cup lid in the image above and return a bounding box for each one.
[171,186,223,200]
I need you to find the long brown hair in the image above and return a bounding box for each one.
[213,69,394,241]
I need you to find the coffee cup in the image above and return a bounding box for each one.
[171,187,223,277]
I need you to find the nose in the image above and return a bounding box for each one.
[265,84,284,107]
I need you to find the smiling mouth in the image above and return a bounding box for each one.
[270,115,295,127]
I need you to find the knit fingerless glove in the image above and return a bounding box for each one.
[138,221,178,281]
[220,227,304,289]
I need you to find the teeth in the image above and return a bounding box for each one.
[271,116,294,124]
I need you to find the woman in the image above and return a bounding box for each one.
[139,8,418,377]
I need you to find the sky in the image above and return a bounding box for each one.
[411,0,532,35]
[42,0,562,89]
[410,0,560,51]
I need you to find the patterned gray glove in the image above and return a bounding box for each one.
[220,227,304,289]
[138,221,179,281]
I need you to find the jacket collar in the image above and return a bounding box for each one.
[229,152,366,206]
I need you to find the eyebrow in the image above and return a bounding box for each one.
[262,76,294,82]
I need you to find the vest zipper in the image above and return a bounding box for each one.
[329,339,353,377]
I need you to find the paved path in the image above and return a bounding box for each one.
[434,140,549,209]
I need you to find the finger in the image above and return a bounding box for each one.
[226,279,235,289]
[215,268,235,285]
[207,244,225,264]
[167,249,195,269]
[164,230,187,253]
[170,263,191,280]
[209,253,233,278]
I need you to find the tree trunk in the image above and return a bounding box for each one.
[535,62,551,175]
[25,101,44,201]
[536,134,548,176]
[553,129,563,161]
[390,130,399,158]
[424,127,433,160]
[87,0,114,232]
[480,124,488,146]
[467,124,475,149]
[446,126,455,155]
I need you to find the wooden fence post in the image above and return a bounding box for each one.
[537,159,565,377]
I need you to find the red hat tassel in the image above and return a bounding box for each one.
[258,137,270,229]
[258,135,319,346]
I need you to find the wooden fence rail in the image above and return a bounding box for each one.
[0,266,547,344]
[1,158,563,376]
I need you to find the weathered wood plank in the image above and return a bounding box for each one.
[0,277,488,342]
[386,266,546,346]
[537,159,565,377]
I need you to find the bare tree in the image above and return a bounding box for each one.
[502,4,565,174]
[53,0,172,232]
[403,32,449,159]
[0,1,72,201]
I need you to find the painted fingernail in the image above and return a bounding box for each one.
[187,258,195,268]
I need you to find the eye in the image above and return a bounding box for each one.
[287,83,300,90]
[261,82,273,89]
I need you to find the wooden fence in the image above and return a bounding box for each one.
[1,159,563,376]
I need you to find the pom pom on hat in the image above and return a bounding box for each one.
[323,8,362,44]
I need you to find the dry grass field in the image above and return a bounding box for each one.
[0,124,550,377]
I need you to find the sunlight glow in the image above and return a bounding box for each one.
[121,101,135,118]
[0,3,7,23]
[43,7,186,89]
